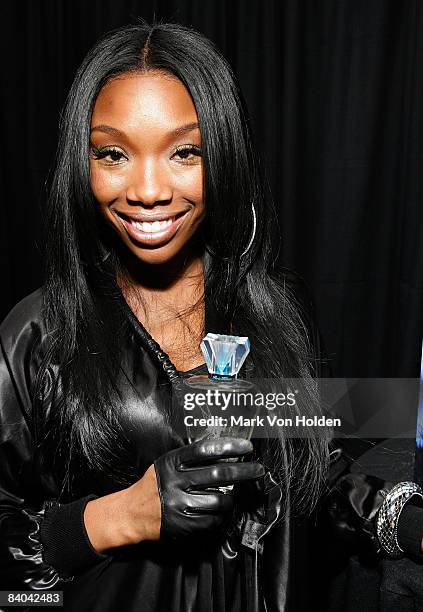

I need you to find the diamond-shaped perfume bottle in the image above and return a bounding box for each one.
[182,333,257,448]
[201,333,250,380]
[185,333,252,391]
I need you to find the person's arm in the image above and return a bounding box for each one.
[305,303,423,559]
[83,464,161,552]
[321,448,423,559]
[0,316,109,588]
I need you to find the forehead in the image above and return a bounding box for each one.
[91,72,199,131]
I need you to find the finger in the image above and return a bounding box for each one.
[183,491,233,515]
[178,437,253,466]
[187,461,265,488]
[178,512,228,535]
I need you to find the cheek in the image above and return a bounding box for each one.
[175,168,204,205]
[90,166,126,201]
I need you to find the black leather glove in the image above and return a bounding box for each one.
[154,437,264,541]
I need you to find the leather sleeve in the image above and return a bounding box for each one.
[322,448,423,560]
[0,328,65,590]
[321,467,387,559]
[0,294,109,591]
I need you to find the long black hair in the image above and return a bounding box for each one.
[34,19,329,515]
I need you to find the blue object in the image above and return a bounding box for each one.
[414,341,423,485]
[200,333,250,379]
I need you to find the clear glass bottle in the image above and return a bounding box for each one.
[180,333,258,493]
[183,332,256,442]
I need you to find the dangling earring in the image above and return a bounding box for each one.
[100,248,112,263]
[205,202,256,260]
[81,246,112,268]
[240,202,256,257]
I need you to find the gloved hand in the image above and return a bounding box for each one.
[154,437,264,540]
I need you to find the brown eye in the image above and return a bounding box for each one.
[172,145,202,162]
[90,146,127,164]
[108,150,125,162]
[176,149,191,159]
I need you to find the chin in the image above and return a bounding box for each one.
[132,252,179,266]
[125,241,189,267]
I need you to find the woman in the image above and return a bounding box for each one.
[0,20,329,612]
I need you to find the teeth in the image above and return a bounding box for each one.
[131,218,174,233]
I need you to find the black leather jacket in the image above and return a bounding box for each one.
[0,288,389,612]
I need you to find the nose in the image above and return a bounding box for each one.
[126,157,173,206]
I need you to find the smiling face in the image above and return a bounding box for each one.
[89,71,205,268]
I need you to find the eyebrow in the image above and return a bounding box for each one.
[90,122,200,137]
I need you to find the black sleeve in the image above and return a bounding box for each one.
[40,494,110,577]
[397,502,423,557]
[321,451,423,562]
[321,469,386,559]
[0,304,109,590]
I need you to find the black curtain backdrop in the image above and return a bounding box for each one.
[1,0,422,378]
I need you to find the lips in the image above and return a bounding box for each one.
[114,209,190,247]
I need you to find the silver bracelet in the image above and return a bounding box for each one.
[376,481,423,558]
